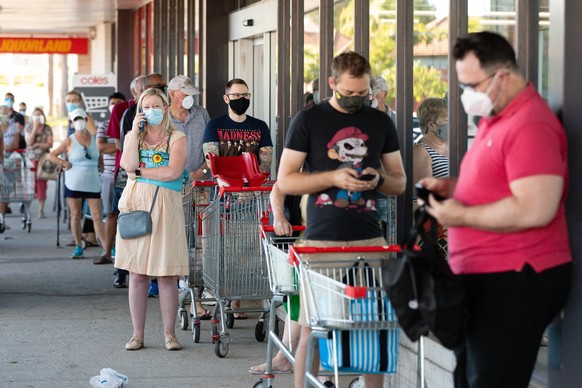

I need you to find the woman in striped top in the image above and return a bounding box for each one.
[413,97,449,186]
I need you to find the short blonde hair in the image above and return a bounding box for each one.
[417,98,447,134]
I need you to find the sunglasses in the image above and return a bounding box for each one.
[84,146,91,160]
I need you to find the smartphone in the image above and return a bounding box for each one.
[415,183,446,202]
[358,173,376,181]
[139,108,145,131]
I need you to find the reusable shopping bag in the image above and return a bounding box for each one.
[37,152,58,181]
[381,207,467,350]
[319,291,399,374]
[319,261,399,374]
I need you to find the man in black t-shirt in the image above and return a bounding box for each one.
[202,78,273,173]
[277,51,406,388]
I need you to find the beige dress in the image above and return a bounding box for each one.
[114,132,188,276]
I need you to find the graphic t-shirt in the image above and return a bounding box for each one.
[285,101,400,241]
[203,114,273,160]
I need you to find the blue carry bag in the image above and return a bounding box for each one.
[319,260,399,374]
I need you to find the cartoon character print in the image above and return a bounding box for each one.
[314,126,376,211]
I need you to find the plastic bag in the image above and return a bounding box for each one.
[89,368,129,388]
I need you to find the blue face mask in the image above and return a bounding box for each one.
[144,108,164,126]
[4,98,14,109]
[66,103,79,113]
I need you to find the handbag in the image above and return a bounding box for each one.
[381,207,467,350]
[117,185,160,239]
[319,260,399,374]
[37,153,59,181]
[117,134,170,239]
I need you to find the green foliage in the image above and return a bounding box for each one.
[303,0,449,103]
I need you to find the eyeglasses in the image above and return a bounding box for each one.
[458,73,495,91]
[227,93,251,100]
[83,146,91,160]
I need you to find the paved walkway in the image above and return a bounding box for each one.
[0,181,294,387]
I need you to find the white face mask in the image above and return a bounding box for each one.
[109,105,115,114]
[182,95,194,110]
[460,72,500,117]
[371,98,379,109]
[73,120,86,131]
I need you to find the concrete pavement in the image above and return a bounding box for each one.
[0,181,294,387]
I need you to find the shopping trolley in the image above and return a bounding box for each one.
[200,184,273,357]
[0,150,35,233]
[178,180,216,343]
[290,245,402,388]
[254,224,305,387]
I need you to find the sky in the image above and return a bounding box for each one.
[428,0,490,18]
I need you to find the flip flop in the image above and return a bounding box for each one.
[84,240,99,248]
[197,310,212,320]
[234,313,248,319]
[249,364,293,375]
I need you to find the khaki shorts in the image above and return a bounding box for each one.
[297,236,388,327]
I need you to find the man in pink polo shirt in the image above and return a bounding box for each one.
[420,31,572,388]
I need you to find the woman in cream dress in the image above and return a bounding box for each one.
[115,88,188,351]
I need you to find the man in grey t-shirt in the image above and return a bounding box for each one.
[168,75,211,181]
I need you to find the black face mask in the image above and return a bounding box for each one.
[335,90,368,114]
[229,97,250,115]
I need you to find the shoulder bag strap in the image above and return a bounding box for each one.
[147,133,172,215]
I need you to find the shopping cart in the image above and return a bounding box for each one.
[0,150,35,233]
[254,224,307,387]
[178,180,216,343]
[199,183,273,357]
[290,245,402,388]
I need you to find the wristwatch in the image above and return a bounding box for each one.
[135,169,142,177]
[376,174,385,189]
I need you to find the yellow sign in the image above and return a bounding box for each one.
[0,37,89,54]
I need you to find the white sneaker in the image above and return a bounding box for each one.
[201,289,217,306]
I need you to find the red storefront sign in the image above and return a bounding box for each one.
[0,37,89,54]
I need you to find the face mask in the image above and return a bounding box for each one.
[66,103,79,113]
[182,95,194,110]
[73,120,86,131]
[371,98,379,109]
[144,108,164,126]
[19,110,26,115]
[435,123,449,141]
[313,91,320,104]
[4,98,14,109]
[32,115,45,124]
[460,73,500,117]
[109,105,115,114]
[334,90,368,114]
[229,97,250,115]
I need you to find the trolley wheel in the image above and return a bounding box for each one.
[255,321,266,342]
[226,313,235,329]
[179,310,189,330]
[215,340,229,358]
[253,381,271,388]
[193,323,200,343]
[348,377,364,388]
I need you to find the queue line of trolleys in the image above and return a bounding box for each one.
[176,154,404,386]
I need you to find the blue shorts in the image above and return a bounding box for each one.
[111,187,123,213]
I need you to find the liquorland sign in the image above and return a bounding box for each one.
[0,37,89,54]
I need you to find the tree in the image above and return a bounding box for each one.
[305,0,450,105]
